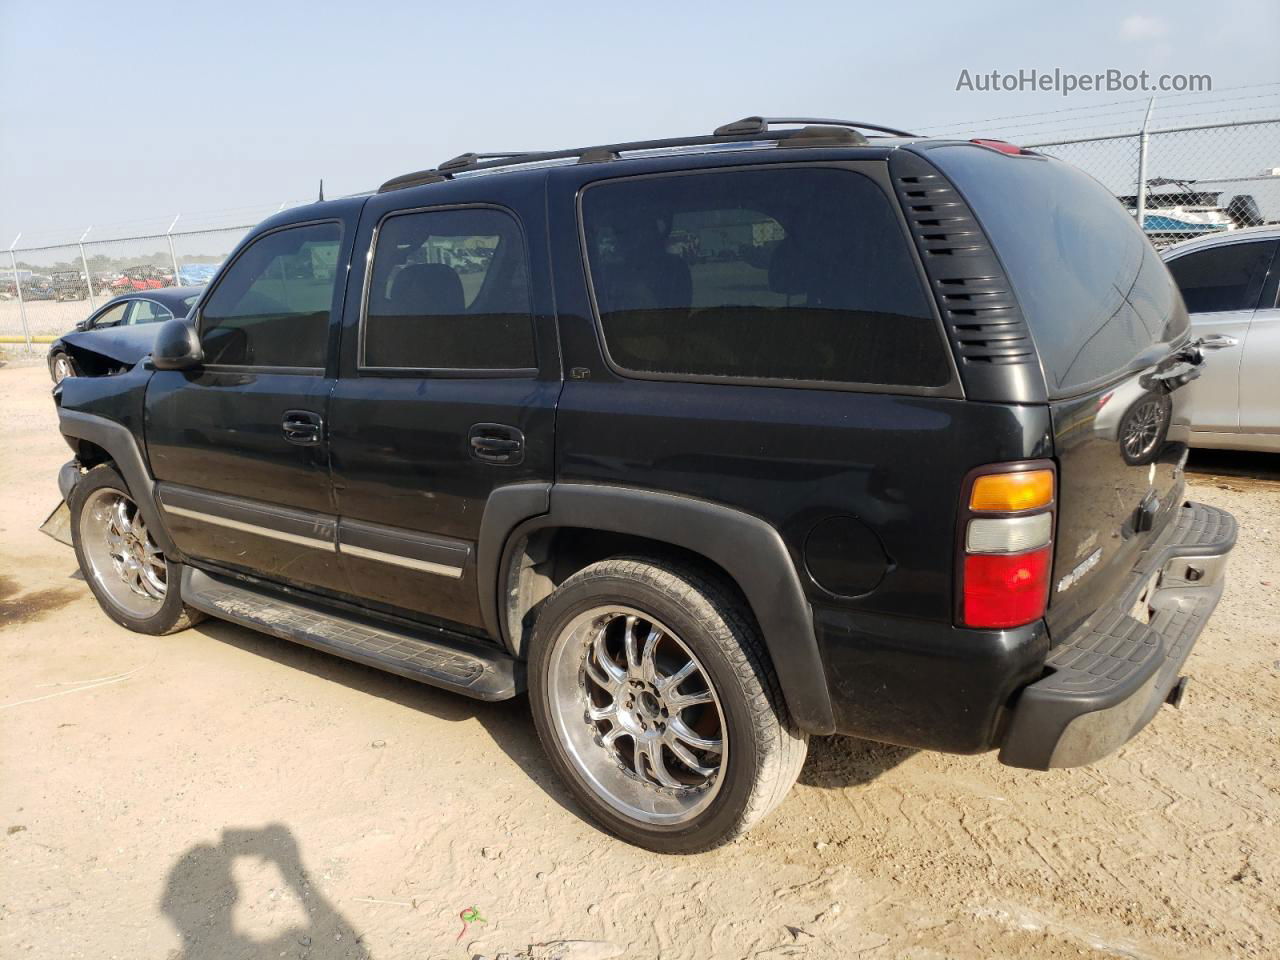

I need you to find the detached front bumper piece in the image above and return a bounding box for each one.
[39,460,85,548]
[1000,502,1236,770]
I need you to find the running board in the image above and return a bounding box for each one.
[181,568,522,700]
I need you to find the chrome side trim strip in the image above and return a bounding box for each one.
[163,505,336,551]
[339,542,464,579]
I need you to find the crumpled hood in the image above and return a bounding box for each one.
[59,324,160,366]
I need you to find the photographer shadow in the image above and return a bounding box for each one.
[160,823,368,959]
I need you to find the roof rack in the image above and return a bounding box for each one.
[712,116,918,138]
[378,115,918,193]
[437,151,536,172]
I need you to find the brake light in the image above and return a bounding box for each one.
[971,138,1024,155]
[959,463,1056,629]
[963,549,1052,628]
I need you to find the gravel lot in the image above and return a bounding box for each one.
[1,355,1277,960]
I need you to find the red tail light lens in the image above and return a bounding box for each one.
[962,547,1052,628]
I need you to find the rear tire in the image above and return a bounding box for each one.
[528,557,807,852]
[70,464,203,635]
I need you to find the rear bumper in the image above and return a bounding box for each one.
[999,501,1236,770]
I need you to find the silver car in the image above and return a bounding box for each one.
[1163,225,1280,453]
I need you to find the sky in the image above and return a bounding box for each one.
[1,0,1277,247]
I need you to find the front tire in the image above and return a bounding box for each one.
[50,352,76,383]
[70,464,203,635]
[528,557,807,852]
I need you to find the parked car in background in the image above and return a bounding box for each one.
[177,263,219,286]
[107,266,174,296]
[46,287,202,382]
[1163,225,1280,452]
[21,275,55,300]
[51,270,90,301]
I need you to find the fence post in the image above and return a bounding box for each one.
[1135,97,1156,237]
[7,234,32,353]
[166,213,182,286]
[79,226,96,308]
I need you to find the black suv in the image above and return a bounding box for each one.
[51,117,1236,852]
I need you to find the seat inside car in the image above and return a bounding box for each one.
[386,262,466,315]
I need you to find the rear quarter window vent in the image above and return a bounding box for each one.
[889,150,1045,400]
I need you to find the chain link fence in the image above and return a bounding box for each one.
[3,118,1278,350]
[1026,117,1280,249]
[1,224,253,342]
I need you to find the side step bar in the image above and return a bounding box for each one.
[181,568,523,701]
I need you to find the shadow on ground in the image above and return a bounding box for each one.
[798,735,917,789]
[1186,448,1280,485]
[161,823,369,959]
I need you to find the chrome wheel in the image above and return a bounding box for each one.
[79,487,167,618]
[52,355,74,382]
[547,606,727,826]
[1122,398,1165,462]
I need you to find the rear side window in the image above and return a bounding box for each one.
[580,168,949,387]
[930,146,1187,397]
[200,222,342,368]
[124,300,172,325]
[1166,240,1277,314]
[362,207,535,371]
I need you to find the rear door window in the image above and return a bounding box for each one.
[123,299,173,325]
[199,222,342,368]
[930,146,1188,397]
[1166,240,1278,314]
[579,167,950,388]
[362,207,535,371]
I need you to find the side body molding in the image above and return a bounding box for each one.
[489,483,836,735]
[58,408,178,555]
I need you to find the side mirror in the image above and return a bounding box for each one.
[152,317,204,371]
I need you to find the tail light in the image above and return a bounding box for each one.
[959,463,1055,629]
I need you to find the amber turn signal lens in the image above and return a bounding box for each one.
[969,469,1055,513]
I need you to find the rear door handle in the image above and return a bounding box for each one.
[282,410,323,446]
[469,423,524,464]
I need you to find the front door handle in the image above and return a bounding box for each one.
[469,423,524,464]
[282,410,323,446]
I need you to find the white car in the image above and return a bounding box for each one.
[1163,225,1280,452]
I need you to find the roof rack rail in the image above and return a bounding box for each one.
[713,116,918,138]
[377,115,917,192]
[437,151,536,172]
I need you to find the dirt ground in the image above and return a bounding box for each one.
[1,353,1277,960]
